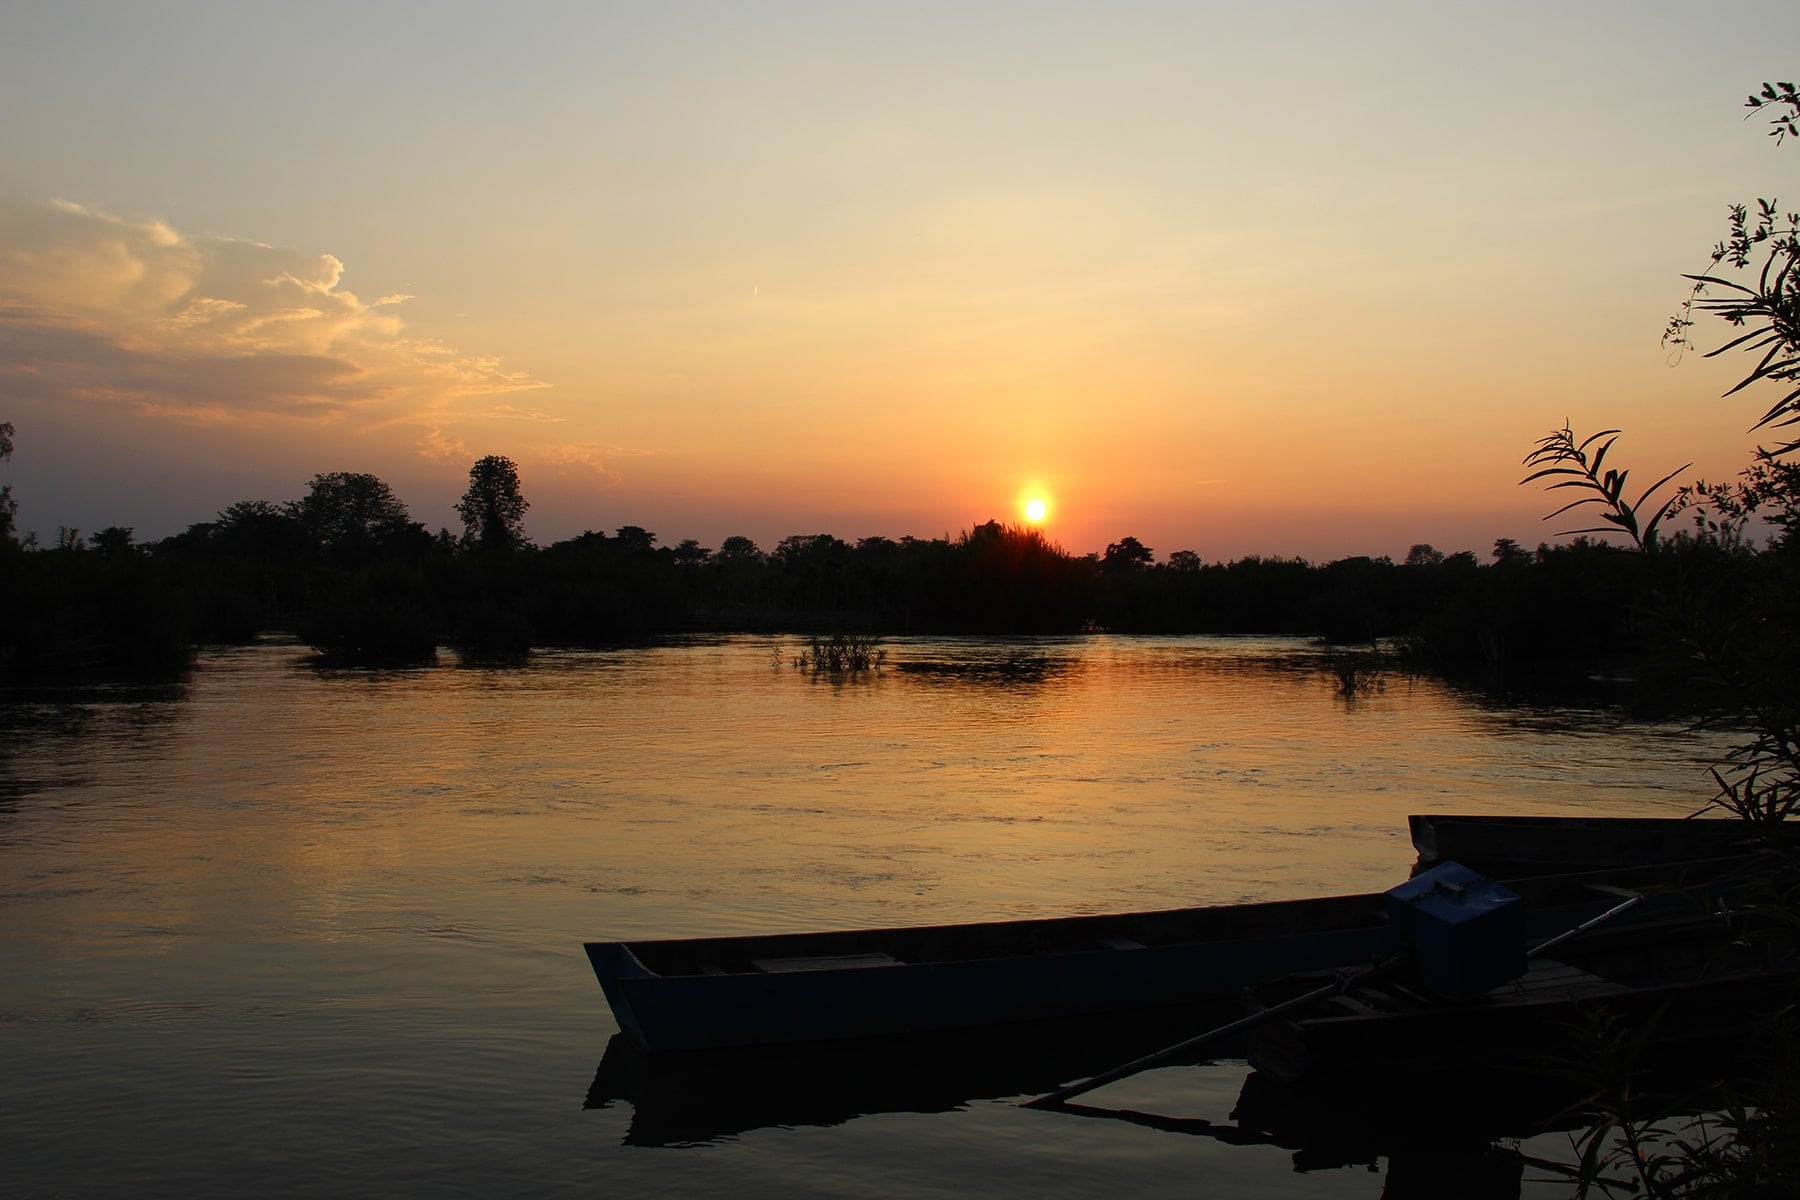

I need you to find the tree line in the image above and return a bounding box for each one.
[0,432,1710,690]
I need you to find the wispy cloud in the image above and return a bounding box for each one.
[541,441,650,485]
[418,427,472,462]
[0,199,547,433]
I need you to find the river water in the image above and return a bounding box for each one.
[0,635,1737,1197]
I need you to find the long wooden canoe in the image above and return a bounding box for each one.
[584,858,1758,1052]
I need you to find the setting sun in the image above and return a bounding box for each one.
[1023,496,1049,523]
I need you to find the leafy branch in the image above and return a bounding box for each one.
[1747,79,1800,147]
[1521,425,1688,550]
[1662,82,1800,452]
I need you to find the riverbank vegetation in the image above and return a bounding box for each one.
[0,459,1680,688]
[1528,79,1800,1198]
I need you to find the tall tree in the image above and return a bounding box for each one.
[213,500,309,562]
[1102,536,1154,573]
[714,535,762,564]
[455,455,530,552]
[613,525,656,554]
[290,471,415,563]
[0,421,14,543]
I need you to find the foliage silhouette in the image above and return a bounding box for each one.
[0,420,14,544]
[290,472,422,568]
[1522,425,1687,550]
[456,455,530,553]
[1524,79,1800,1200]
[0,452,1695,684]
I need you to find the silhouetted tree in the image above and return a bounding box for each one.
[714,535,763,565]
[943,520,1091,633]
[455,455,530,552]
[290,472,416,564]
[0,420,14,543]
[614,525,656,554]
[672,539,709,567]
[1166,549,1202,571]
[1404,543,1446,566]
[1102,536,1154,573]
[773,534,852,616]
[213,500,309,561]
[88,527,135,558]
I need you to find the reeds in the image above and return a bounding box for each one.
[790,632,886,675]
[1326,646,1386,699]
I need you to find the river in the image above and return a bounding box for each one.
[0,635,1737,1197]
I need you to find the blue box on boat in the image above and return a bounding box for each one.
[1384,861,1526,1001]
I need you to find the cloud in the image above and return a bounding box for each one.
[485,404,565,423]
[541,442,632,485]
[0,199,547,432]
[419,427,472,462]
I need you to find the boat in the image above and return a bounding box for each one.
[588,890,1396,1052]
[583,857,1761,1052]
[1408,812,1795,875]
[1244,901,1800,1098]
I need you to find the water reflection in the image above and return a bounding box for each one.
[893,650,1072,685]
[590,1021,1594,1199]
[0,678,188,815]
[1027,1067,1663,1200]
[586,1009,1234,1147]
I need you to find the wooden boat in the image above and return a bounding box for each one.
[1244,903,1799,1095]
[1408,812,1795,875]
[584,858,1759,1052]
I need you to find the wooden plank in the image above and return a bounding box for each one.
[751,952,900,973]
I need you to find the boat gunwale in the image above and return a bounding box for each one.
[585,853,1772,982]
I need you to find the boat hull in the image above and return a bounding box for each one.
[588,912,1397,1051]
[1408,813,1786,874]
[584,858,1758,1051]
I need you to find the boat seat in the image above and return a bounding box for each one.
[750,952,901,973]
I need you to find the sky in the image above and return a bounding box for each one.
[1,2,1795,563]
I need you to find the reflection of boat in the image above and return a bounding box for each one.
[585,1008,1235,1146]
[593,1011,1578,1165]
[1409,812,1792,874]
[1245,905,1799,1097]
[584,859,1752,1052]
[1226,1070,1609,1200]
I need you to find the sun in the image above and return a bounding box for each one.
[1023,496,1049,524]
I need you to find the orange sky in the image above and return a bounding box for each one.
[0,4,1792,561]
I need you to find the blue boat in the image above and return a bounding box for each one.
[584,858,1752,1051]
